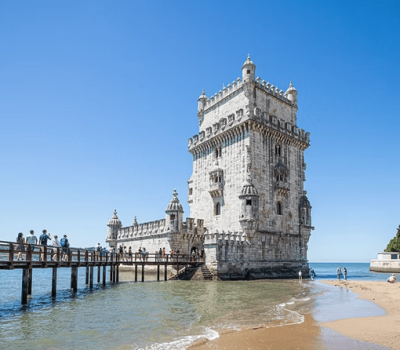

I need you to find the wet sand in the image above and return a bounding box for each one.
[189,314,323,350]
[189,280,398,350]
[321,280,400,350]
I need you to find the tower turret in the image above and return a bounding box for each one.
[107,209,122,248]
[165,189,184,232]
[239,174,259,239]
[242,54,256,82]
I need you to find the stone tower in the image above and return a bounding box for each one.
[188,56,314,279]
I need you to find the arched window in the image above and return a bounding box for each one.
[215,202,221,216]
[275,145,281,157]
[277,202,282,215]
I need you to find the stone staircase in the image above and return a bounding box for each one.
[201,265,213,281]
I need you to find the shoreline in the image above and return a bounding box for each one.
[320,280,400,350]
[188,279,400,350]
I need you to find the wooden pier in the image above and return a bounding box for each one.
[0,240,203,304]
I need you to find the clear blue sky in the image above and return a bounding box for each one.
[0,1,399,262]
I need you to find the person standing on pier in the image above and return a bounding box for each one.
[16,232,25,261]
[60,235,69,261]
[52,235,60,261]
[26,230,37,257]
[39,230,51,261]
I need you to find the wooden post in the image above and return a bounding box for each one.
[157,264,160,281]
[135,264,138,282]
[141,264,144,282]
[102,265,106,286]
[71,266,78,293]
[28,267,33,295]
[97,265,101,283]
[116,264,119,283]
[52,267,57,298]
[9,243,14,265]
[164,264,167,281]
[22,268,29,304]
[85,266,89,284]
[110,264,113,282]
[89,266,94,289]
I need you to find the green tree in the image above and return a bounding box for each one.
[384,225,400,252]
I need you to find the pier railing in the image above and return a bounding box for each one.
[0,240,204,268]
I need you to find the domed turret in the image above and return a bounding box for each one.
[240,174,259,196]
[198,89,207,112]
[166,189,184,213]
[285,82,297,105]
[242,54,256,82]
[106,209,122,248]
[239,174,259,239]
[299,192,312,226]
[165,189,184,232]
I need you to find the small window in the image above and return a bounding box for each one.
[247,70,250,74]
[246,199,252,206]
[170,214,175,221]
[277,202,282,215]
[215,202,221,215]
[189,188,193,195]
[275,145,281,156]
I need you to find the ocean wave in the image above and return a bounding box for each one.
[142,327,219,350]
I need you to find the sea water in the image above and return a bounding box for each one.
[0,263,391,349]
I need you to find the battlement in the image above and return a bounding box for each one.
[118,218,167,239]
[199,77,293,116]
[188,113,310,153]
[117,217,205,240]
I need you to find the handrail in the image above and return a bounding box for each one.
[0,240,205,264]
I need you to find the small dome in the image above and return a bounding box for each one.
[242,54,256,69]
[165,189,184,213]
[300,195,311,208]
[198,89,207,100]
[108,209,122,227]
[241,174,259,196]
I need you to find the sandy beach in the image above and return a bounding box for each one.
[189,280,400,350]
[320,280,400,350]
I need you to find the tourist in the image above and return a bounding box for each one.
[343,267,347,281]
[128,246,132,260]
[170,249,175,258]
[138,247,142,261]
[298,270,302,280]
[158,248,162,262]
[96,243,101,261]
[60,235,70,261]
[118,245,124,260]
[52,235,60,261]
[309,267,315,281]
[16,232,25,261]
[336,266,342,280]
[39,229,52,261]
[387,274,396,283]
[26,230,37,256]
[142,247,147,262]
[162,247,166,261]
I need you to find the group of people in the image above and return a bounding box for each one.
[336,266,348,280]
[15,230,70,261]
[298,267,317,280]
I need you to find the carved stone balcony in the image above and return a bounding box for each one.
[209,182,223,198]
[275,181,289,196]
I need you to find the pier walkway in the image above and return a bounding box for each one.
[0,240,204,304]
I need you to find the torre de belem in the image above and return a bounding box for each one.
[106,56,314,280]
